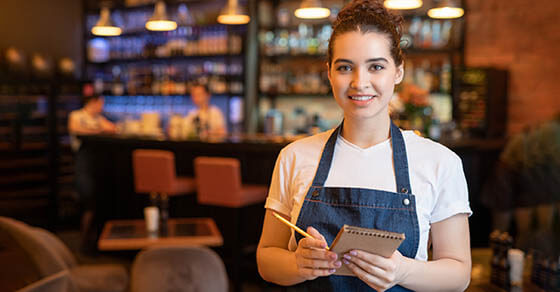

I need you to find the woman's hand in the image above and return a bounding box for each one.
[294,226,341,280]
[342,249,407,292]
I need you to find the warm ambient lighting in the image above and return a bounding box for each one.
[428,0,464,19]
[91,7,122,36]
[383,0,423,10]
[146,1,177,31]
[217,0,250,25]
[295,0,331,19]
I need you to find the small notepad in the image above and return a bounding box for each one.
[330,225,405,276]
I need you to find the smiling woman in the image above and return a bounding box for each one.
[256,0,472,291]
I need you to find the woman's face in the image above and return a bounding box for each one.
[328,30,403,123]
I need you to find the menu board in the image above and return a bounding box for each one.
[454,68,508,138]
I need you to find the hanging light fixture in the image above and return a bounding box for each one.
[295,0,331,19]
[91,7,122,36]
[217,0,250,25]
[383,0,423,10]
[428,0,464,19]
[146,1,177,31]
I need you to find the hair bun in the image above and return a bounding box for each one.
[328,0,404,65]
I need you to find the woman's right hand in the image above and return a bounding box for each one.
[294,226,341,280]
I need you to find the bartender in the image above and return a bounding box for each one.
[68,94,116,251]
[182,82,227,138]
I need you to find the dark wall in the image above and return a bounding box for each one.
[0,0,83,77]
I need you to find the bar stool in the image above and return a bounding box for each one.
[132,149,196,226]
[193,156,268,291]
[193,156,268,207]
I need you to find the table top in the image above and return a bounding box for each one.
[98,218,223,251]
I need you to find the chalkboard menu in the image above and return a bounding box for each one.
[453,67,508,138]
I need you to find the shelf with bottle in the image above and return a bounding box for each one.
[89,59,244,96]
[258,23,332,57]
[259,59,330,97]
[87,25,244,64]
[95,78,244,97]
[401,16,464,52]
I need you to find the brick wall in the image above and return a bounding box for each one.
[465,0,560,134]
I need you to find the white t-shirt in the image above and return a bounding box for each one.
[265,128,472,261]
[181,105,227,137]
[68,109,108,151]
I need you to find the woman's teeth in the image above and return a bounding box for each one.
[349,95,374,101]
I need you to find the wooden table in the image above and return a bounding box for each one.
[98,218,223,251]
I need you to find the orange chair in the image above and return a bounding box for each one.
[132,149,196,224]
[193,156,267,291]
[193,157,268,207]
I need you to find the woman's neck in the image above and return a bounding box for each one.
[340,114,391,149]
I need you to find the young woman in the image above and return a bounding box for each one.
[256,0,472,291]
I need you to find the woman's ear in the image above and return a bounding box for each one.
[394,63,404,85]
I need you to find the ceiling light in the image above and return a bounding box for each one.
[428,0,464,19]
[295,0,331,19]
[384,0,423,10]
[91,7,122,36]
[217,0,250,25]
[146,1,177,31]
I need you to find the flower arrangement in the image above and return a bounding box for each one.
[390,82,432,132]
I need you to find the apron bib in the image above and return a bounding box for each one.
[290,122,420,292]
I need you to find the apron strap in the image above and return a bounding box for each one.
[390,121,412,194]
[311,121,412,194]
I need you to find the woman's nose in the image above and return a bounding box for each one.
[350,69,371,90]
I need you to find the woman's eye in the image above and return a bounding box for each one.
[336,65,352,72]
[370,64,384,71]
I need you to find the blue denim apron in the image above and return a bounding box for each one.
[290,122,419,291]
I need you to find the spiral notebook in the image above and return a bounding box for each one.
[330,225,405,276]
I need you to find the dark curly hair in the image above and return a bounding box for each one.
[327,0,404,66]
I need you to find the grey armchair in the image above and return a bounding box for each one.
[130,246,228,292]
[0,216,128,292]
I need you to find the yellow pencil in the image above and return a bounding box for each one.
[272,211,330,250]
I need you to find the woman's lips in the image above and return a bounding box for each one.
[348,95,375,101]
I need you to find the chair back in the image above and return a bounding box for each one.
[194,157,241,206]
[16,270,76,292]
[0,217,69,277]
[133,149,177,194]
[130,246,228,292]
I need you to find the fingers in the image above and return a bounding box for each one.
[342,250,399,291]
[295,227,341,279]
[307,226,327,243]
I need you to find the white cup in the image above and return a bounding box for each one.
[508,248,525,286]
[144,206,160,232]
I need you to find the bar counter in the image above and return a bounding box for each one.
[79,133,505,247]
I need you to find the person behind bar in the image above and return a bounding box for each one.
[68,94,116,250]
[256,1,472,291]
[181,82,227,139]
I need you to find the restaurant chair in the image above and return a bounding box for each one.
[193,156,268,207]
[0,216,128,292]
[193,156,268,291]
[130,246,228,292]
[132,149,197,224]
[15,270,77,292]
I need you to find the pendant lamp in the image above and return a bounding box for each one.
[428,0,464,19]
[217,0,250,25]
[146,1,177,31]
[383,0,423,10]
[295,0,331,19]
[91,7,122,36]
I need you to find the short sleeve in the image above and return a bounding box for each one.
[213,108,226,133]
[430,154,472,223]
[264,149,293,216]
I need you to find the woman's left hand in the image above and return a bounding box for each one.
[342,249,407,292]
